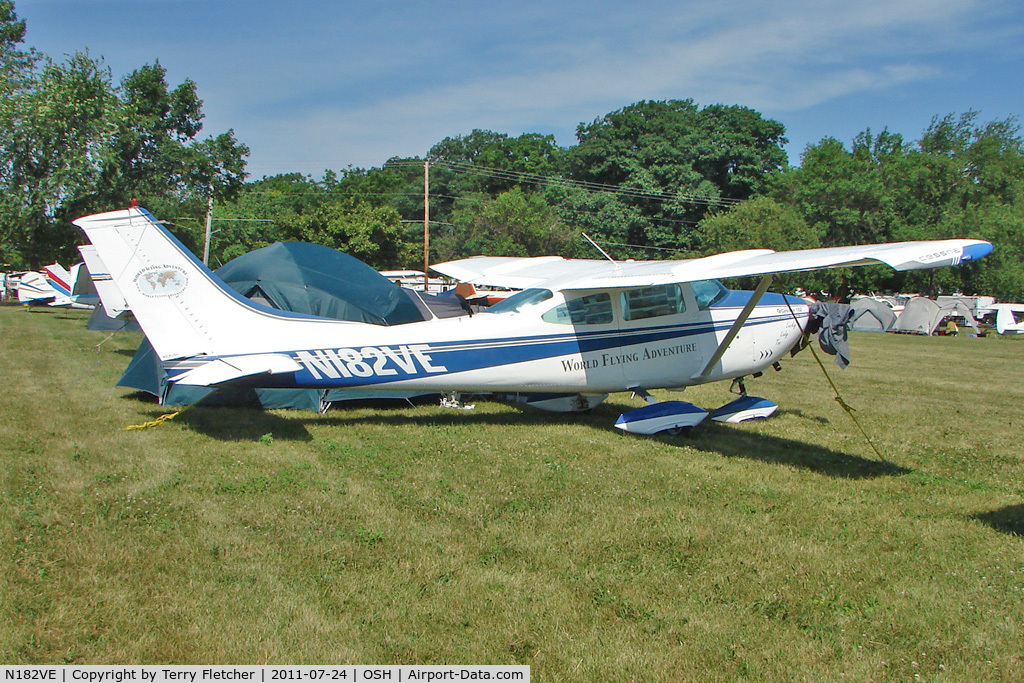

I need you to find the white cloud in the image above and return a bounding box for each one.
[24,0,1007,174]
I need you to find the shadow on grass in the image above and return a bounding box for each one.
[974,504,1024,537]
[679,421,910,479]
[159,396,906,479]
[134,403,316,443]
[21,307,92,320]
[775,408,830,425]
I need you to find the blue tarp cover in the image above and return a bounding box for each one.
[118,242,430,410]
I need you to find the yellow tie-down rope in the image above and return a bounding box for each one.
[124,400,197,431]
[785,297,888,463]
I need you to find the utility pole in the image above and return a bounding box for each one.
[423,159,430,291]
[203,192,214,265]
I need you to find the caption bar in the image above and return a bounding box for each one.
[1,667,529,683]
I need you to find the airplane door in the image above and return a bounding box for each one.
[540,290,625,391]
[617,284,705,387]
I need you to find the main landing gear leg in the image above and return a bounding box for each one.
[440,392,476,410]
[711,376,778,423]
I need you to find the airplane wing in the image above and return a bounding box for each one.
[431,240,993,290]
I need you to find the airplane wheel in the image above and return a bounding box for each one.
[663,426,693,437]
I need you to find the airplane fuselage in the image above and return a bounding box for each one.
[162,284,810,396]
[71,206,991,431]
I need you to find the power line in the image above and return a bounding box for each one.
[588,239,688,253]
[386,159,743,208]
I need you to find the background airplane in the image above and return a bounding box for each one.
[17,261,99,309]
[74,206,992,434]
[17,262,98,309]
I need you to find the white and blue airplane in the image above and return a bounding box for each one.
[74,206,992,435]
[17,261,99,309]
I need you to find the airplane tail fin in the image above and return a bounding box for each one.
[72,207,296,361]
[17,271,56,304]
[43,262,73,297]
[78,245,129,315]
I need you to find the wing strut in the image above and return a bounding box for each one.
[694,274,774,381]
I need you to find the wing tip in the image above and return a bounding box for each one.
[961,241,993,262]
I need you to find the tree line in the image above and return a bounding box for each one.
[2,1,1021,300]
[0,1,247,271]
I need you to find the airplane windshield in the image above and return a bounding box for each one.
[692,280,729,309]
[485,288,553,314]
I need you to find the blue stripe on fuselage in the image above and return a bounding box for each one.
[167,301,805,390]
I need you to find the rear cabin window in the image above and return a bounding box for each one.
[621,285,686,321]
[542,292,613,325]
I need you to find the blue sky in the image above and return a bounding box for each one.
[14,0,1024,179]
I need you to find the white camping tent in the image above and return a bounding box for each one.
[850,297,897,332]
[891,297,980,335]
[937,295,996,319]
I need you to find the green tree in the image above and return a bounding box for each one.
[0,0,32,87]
[425,130,566,230]
[92,62,249,226]
[430,129,565,193]
[0,0,23,48]
[0,51,115,268]
[437,187,576,261]
[777,131,905,248]
[776,115,1024,299]
[296,202,410,269]
[0,47,248,267]
[899,113,1024,298]
[545,185,653,259]
[99,63,203,202]
[693,196,823,292]
[694,196,819,253]
[566,100,788,251]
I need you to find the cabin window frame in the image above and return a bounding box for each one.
[620,284,687,321]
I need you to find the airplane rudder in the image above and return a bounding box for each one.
[73,206,219,359]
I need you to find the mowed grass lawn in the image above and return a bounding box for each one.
[1,304,1022,680]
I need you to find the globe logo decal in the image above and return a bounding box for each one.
[135,266,187,297]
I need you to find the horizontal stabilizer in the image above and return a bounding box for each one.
[172,354,302,387]
[17,271,57,304]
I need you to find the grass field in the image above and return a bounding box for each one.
[1,303,1022,680]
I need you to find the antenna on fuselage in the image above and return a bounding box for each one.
[582,232,617,265]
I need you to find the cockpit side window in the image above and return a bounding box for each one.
[621,284,686,321]
[542,292,613,325]
[484,288,553,314]
[691,279,729,310]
